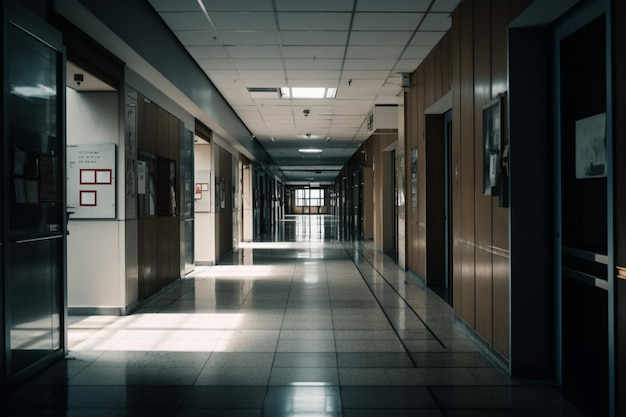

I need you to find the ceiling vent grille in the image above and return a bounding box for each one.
[247,87,280,99]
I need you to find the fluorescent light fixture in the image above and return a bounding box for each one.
[11,84,56,98]
[299,148,323,153]
[280,87,337,99]
[292,87,324,98]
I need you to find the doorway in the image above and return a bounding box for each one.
[554,4,611,416]
[382,148,397,260]
[443,110,453,303]
[2,4,67,383]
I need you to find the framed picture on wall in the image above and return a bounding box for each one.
[575,112,606,179]
[482,93,506,196]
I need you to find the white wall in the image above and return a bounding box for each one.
[242,163,253,242]
[67,88,126,312]
[194,140,215,265]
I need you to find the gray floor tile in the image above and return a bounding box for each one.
[273,352,337,367]
[269,367,339,385]
[341,386,437,408]
[2,218,588,417]
[337,352,414,368]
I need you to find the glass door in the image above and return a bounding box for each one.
[3,5,66,382]
[555,4,611,415]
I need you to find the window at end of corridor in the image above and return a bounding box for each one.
[295,188,324,207]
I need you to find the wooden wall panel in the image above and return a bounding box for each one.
[424,49,436,108]
[459,0,475,241]
[157,217,170,286]
[441,34,451,95]
[416,66,426,278]
[475,248,492,342]
[215,145,233,260]
[491,0,507,97]
[460,243,475,327]
[169,114,180,161]
[406,81,418,273]
[473,0,493,343]
[459,0,475,326]
[416,68,426,226]
[451,10,463,314]
[139,217,157,298]
[137,99,182,300]
[425,114,445,285]
[473,0,492,250]
[157,107,169,157]
[433,43,443,102]
[493,252,509,357]
[169,216,180,281]
[140,98,157,154]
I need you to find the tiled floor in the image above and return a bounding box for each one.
[1,215,585,416]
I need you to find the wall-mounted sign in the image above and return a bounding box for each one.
[67,144,116,218]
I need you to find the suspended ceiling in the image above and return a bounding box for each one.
[146,0,459,184]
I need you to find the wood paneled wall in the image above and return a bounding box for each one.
[371,133,397,246]
[214,145,233,261]
[137,96,181,299]
[405,0,531,360]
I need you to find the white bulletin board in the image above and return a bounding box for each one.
[67,144,116,218]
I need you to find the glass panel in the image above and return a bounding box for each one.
[7,22,63,376]
[10,239,62,374]
[137,152,156,217]
[8,24,63,238]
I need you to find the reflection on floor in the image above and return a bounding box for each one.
[1,215,584,416]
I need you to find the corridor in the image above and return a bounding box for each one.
[1,215,583,416]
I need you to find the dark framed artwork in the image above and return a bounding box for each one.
[482,93,506,196]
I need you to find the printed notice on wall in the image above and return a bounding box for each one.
[67,144,116,218]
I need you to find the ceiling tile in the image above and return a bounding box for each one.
[343,59,396,71]
[280,31,349,46]
[430,0,461,12]
[346,46,405,59]
[340,70,391,80]
[277,12,352,31]
[209,12,277,31]
[159,12,210,31]
[225,45,281,58]
[420,12,452,31]
[349,31,413,46]
[282,46,345,59]
[356,0,431,12]
[275,0,354,11]
[220,31,280,45]
[196,58,236,70]
[284,59,343,70]
[376,84,403,98]
[336,87,381,100]
[238,70,287,81]
[352,12,423,31]
[402,46,433,59]
[187,45,229,59]
[200,0,274,11]
[393,59,424,72]
[233,59,284,70]
[410,31,446,46]
[174,31,219,46]
[204,69,241,81]
[148,0,201,12]
[286,70,341,80]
